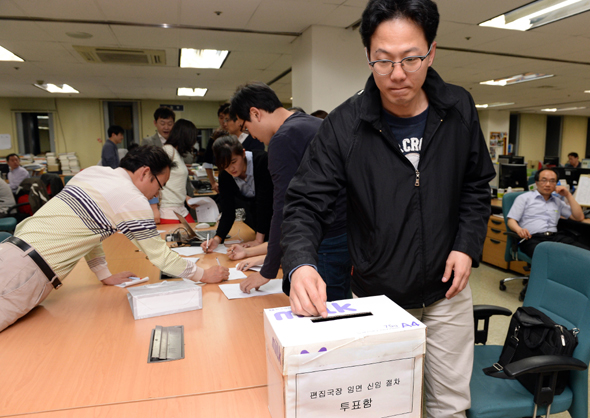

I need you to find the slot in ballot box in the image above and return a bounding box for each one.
[264,295,426,418]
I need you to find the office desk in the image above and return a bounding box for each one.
[0,223,287,417]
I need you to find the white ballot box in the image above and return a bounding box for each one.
[127,280,202,320]
[264,295,426,418]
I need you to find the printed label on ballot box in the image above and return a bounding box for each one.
[295,357,415,417]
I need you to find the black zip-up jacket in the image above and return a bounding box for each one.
[281,68,495,309]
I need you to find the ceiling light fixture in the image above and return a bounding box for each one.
[475,102,515,109]
[0,46,24,62]
[541,106,586,112]
[584,90,590,93]
[34,83,79,94]
[479,0,590,31]
[179,49,229,69]
[177,87,207,97]
[480,73,554,86]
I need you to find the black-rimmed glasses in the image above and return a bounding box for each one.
[367,44,433,76]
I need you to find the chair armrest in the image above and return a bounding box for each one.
[473,305,512,345]
[504,355,587,377]
[474,305,512,320]
[7,202,31,214]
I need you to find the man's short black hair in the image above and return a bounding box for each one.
[288,106,306,114]
[534,168,559,182]
[229,82,283,122]
[360,0,439,56]
[120,145,176,176]
[568,152,579,158]
[217,102,230,117]
[153,107,176,122]
[222,106,237,122]
[165,119,198,156]
[6,153,19,161]
[108,125,124,138]
[212,135,244,171]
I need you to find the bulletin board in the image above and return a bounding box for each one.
[489,132,507,163]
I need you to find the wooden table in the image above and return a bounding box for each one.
[0,222,286,417]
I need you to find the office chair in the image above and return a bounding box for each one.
[0,231,12,241]
[0,217,17,232]
[468,242,590,418]
[500,191,532,301]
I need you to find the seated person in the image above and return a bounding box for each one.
[159,119,199,224]
[565,152,581,168]
[0,145,228,332]
[0,178,16,214]
[201,136,273,253]
[102,125,124,169]
[507,168,589,258]
[6,153,30,193]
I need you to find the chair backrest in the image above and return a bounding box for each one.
[525,242,590,418]
[502,191,528,263]
[0,231,12,241]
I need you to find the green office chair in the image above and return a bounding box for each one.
[500,191,532,301]
[468,242,590,418]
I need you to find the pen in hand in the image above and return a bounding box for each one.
[519,238,526,244]
[206,233,210,252]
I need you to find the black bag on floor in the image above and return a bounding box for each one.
[483,306,579,395]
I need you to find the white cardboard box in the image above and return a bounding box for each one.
[127,279,202,320]
[264,295,426,418]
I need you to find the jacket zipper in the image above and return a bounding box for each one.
[556,325,566,346]
[415,170,420,186]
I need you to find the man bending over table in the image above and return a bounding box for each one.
[0,145,228,332]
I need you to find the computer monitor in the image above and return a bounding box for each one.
[563,168,581,190]
[498,155,512,165]
[0,163,8,176]
[512,156,525,164]
[543,156,560,167]
[499,163,528,189]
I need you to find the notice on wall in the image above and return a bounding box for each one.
[0,134,11,150]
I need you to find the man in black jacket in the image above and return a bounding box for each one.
[230,83,350,300]
[280,1,495,417]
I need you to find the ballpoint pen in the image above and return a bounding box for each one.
[216,257,221,266]
[206,233,210,252]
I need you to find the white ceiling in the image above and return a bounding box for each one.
[1,0,590,116]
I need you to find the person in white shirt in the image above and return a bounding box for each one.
[158,119,199,223]
[6,153,30,193]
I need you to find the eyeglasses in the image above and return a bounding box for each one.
[538,178,557,184]
[367,44,433,76]
[152,173,164,190]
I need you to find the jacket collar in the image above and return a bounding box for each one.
[359,67,460,125]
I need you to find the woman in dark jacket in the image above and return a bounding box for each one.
[201,135,273,253]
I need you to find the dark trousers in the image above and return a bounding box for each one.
[317,233,352,301]
[520,231,590,259]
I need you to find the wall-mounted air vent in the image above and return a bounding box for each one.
[73,46,166,65]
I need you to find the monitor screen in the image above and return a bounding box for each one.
[499,163,528,189]
[512,156,525,164]
[0,163,8,175]
[498,155,512,165]
[543,156,559,167]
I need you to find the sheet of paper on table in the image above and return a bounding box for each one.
[187,197,219,223]
[219,279,283,299]
[228,268,247,280]
[171,245,228,256]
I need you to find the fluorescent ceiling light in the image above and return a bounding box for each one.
[180,49,229,69]
[480,73,554,86]
[475,102,515,109]
[541,106,586,112]
[0,46,24,62]
[177,87,207,97]
[479,0,590,31]
[585,90,590,93]
[34,83,79,94]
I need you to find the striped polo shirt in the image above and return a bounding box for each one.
[15,166,200,282]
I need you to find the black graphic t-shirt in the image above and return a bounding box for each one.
[382,107,429,170]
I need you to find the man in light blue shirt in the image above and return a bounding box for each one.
[7,153,30,193]
[507,168,588,258]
